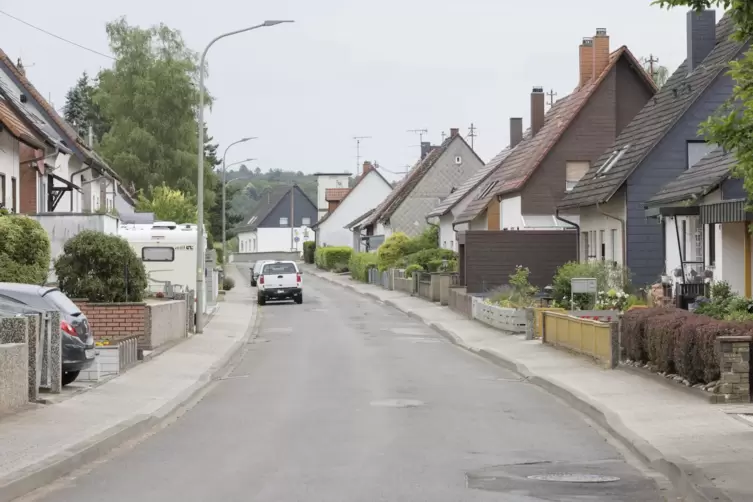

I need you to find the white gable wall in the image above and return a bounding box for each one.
[317,170,392,248]
[0,130,20,213]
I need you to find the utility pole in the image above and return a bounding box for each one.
[353,136,371,172]
[547,89,557,107]
[646,54,660,83]
[467,123,477,150]
[290,184,295,252]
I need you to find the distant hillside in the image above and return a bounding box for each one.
[227,166,352,228]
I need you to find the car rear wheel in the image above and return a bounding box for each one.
[257,295,266,306]
[250,279,257,287]
[294,294,303,304]
[62,371,80,386]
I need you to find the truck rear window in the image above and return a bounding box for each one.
[262,263,297,275]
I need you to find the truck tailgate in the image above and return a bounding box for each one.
[260,262,299,289]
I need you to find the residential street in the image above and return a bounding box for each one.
[23,272,667,502]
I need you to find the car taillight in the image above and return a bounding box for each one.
[61,320,77,337]
[296,273,301,283]
[259,276,264,285]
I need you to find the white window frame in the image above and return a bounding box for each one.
[280,217,289,226]
[302,217,311,225]
[142,247,175,262]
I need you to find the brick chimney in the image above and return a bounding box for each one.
[510,117,523,148]
[531,87,545,137]
[362,161,373,175]
[579,38,594,87]
[687,10,716,74]
[450,128,459,138]
[592,28,610,80]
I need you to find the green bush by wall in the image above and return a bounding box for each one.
[55,230,147,302]
[0,215,51,285]
[349,252,378,282]
[315,246,353,271]
[303,241,316,264]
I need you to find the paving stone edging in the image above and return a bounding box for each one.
[0,290,260,502]
[308,267,729,502]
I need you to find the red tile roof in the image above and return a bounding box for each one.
[0,98,44,149]
[455,46,655,224]
[325,188,351,201]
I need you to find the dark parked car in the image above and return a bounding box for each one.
[0,283,95,385]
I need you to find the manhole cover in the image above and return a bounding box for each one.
[370,399,424,408]
[526,473,620,483]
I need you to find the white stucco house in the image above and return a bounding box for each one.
[311,162,392,249]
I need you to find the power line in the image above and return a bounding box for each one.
[0,9,115,60]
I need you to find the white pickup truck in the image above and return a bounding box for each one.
[257,261,302,305]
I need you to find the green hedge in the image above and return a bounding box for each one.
[315,246,353,271]
[349,252,377,282]
[405,264,423,277]
[376,233,411,271]
[303,241,316,264]
[55,230,147,302]
[402,248,456,269]
[0,215,51,284]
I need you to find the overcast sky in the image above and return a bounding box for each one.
[1,1,694,181]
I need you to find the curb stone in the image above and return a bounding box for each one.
[0,295,259,502]
[306,267,729,502]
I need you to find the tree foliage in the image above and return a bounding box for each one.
[63,72,108,143]
[0,216,51,285]
[92,18,216,206]
[55,231,147,302]
[208,181,242,243]
[136,184,197,223]
[654,1,753,200]
[639,56,669,88]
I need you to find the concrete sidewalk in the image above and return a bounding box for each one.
[0,265,257,502]
[306,265,753,502]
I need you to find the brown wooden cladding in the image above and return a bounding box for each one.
[461,230,577,294]
[487,198,500,230]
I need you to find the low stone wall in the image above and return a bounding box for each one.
[714,336,751,404]
[0,342,27,414]
[394,276,414,295]
[146,300,188,349]
[232,251,300,263]
[449,287,473,318]
[474,302,528,334]
[80,335,139,382]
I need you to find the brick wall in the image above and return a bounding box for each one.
[76,302,147,345]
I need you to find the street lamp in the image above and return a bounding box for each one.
[224,159,257,186]
[223,139,256,269]
[196,20,293,333]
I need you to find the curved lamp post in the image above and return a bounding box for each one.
[196,20,294,332]
[223,139,256,268]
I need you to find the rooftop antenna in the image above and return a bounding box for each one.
[353,136,371,171]
[407,128,428,152]
[547,89,557,107]
[467,123,478,149]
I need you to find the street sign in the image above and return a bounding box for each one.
[571,278,597,293]
[294,236,300,243]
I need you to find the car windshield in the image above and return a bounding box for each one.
[262,263,297,275]
[43,290,81,315]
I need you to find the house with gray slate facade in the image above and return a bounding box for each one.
[558,10,744,288]
[359,128,483,240]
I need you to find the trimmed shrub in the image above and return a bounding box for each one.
[55,230,147,302]
[0,215,51,285]
[403,226,439,254]
[349,252,378,282]
[621,307,751,384]
[222,276,235,291]
[405,264,423,278]
[315,246,352,271]
[377,233,411,271]
[401,248,456,270]
[303,241,316,264]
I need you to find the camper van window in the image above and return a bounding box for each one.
[142,247,175,262]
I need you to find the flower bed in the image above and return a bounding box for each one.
[621,307,752,385]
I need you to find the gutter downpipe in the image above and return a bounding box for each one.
[69,164,91,212]
[555,208,580,259]
[596,200,627,286]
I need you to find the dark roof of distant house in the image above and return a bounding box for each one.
[361,133,483,227]
[646,147,735,206]
[235,185,316,233]
[312,167,392,230]
[428,145,514,218]
[456,46,654,224]
[0,49,121,182]
[559,14,742,210]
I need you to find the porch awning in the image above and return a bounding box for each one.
[699,199,752,224]
[644,205,699,218]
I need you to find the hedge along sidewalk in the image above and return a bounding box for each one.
[304,265,753,502]
[0,264,257,502]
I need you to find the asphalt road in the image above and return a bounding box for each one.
[25,271,670,502]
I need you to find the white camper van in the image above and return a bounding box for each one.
[119,221,208,312]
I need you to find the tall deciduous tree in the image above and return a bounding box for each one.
[654,1,753,198]
[93,18,217,207]
[207,182,243,245]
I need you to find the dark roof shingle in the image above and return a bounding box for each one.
[646,147,735,206]
[559,14,742,210]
